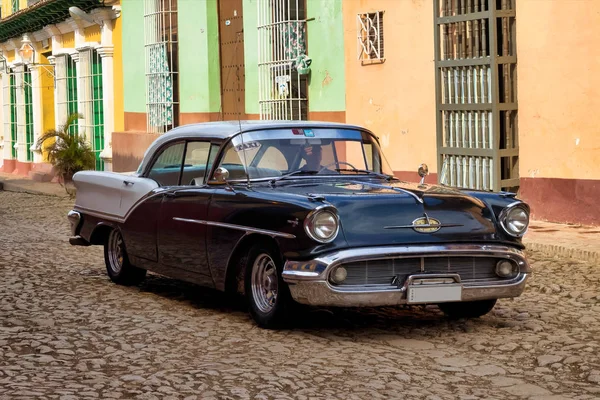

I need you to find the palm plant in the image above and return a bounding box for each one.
[35,112,96,195]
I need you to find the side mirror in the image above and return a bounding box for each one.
[418,163,429,184]
[212,167,229,184]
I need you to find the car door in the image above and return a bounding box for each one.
[122,141,187,263]
[156,141,220,285]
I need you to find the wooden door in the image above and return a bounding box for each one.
[218,0,246,121]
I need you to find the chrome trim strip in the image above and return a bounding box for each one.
[349,180,424,204]
[173,217,296,239]
[384,223,463,230]
[73,206,125,224]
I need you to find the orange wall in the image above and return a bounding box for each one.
[343,0,436,174]
[518,0,600,181]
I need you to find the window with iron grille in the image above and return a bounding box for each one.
[11,0,18,13]
[257,0,308,121]
[144,0,179,134]
[24,68,34,161]
[80,48,104,170]
[357,11,385,65]
[3,71,17,159]
[55,54,78,135]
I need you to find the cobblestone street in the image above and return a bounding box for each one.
[0,191,599,399]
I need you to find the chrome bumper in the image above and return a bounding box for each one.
[282,244,530,307]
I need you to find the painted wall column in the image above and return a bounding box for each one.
[98,17,116,172]
[72,23,86,135]
[27,64,44,164]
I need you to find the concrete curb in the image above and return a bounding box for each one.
[524,241,600,264]
[0,179,72,198]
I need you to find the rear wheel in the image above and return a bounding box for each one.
[244,242,291,329]
[104,229,146,286]
[438,299,497,319]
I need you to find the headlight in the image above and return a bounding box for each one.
[499,202,530,237]
[304,208,339,243]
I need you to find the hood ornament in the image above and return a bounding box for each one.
[384,213,463,233]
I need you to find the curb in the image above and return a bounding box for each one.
[524,241,600,264]
[0,179,71,198]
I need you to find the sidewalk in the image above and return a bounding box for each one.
[1,172,599,263]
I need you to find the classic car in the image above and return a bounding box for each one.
[67,120,531,328]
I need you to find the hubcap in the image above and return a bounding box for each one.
[251,253,278,314]
[108,230,125,275]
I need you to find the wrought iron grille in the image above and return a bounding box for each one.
[357,11,385,65]
[23,68,33,162]
[2,71,17,159]
[257,0,308,120]
[55,54,78,135]
[144,0,179,134]
[434,0,518,192]
[79,48,104,170]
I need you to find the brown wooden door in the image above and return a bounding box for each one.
[218,0,246,121]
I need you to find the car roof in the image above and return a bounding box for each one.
[138,120,372,173]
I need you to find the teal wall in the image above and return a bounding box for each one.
[179,0,222,113]
[306,0,345,113]
[122,0,146,113]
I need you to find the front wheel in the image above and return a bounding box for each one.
[438,299,497,319]
[104,228,147,286]
[244,242,291,329]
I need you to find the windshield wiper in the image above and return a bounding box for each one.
[269,169,319,185]
[335,168,395,181]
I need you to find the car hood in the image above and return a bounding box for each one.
[253,179,499,246]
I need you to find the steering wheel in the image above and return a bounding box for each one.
[318,161,359,174]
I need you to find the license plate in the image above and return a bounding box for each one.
[407,284,462,304]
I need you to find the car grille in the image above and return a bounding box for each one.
[332,256,502,286]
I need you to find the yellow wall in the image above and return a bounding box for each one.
[343,0,436,173]
[84,25,102,43]
[5,49,14,62]
[518,0,600,180]
[113,16,124,132]
[38,51,55,161]
[62,32,75,49]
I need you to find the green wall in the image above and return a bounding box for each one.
[306,0,345,112]
[179,0,222,113]
[122,0,146,113]
[243,0,259,115]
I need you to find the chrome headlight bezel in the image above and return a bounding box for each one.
[498,201,530,238]
[304,206,340,244]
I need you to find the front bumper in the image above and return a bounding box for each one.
[282,244,530,307]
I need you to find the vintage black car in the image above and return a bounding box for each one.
[68,121,531,328]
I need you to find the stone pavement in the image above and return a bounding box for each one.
[1,190,600,399]
[1,172,599,263]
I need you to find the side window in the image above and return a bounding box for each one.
[181,141,219,186]
[147,142,185,186]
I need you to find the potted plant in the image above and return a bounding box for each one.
[35,112,96,196]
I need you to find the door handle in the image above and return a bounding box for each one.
[123,180,135,186]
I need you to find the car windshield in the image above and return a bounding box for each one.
[214,127,394,181]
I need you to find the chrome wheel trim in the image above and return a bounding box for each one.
[108,230,125,275]
[251,253,278,314]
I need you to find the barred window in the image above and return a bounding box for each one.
[23,68,34,161]
[55,54,78,135]
[144,0,179,134]
[2,71,17,159]
[80,48,104,170]
[257,0,308,121]
[357,11,385,65]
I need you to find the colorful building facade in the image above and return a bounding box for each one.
[116,0,346,172]
[343,0,600,226]
[0,0,122,177]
